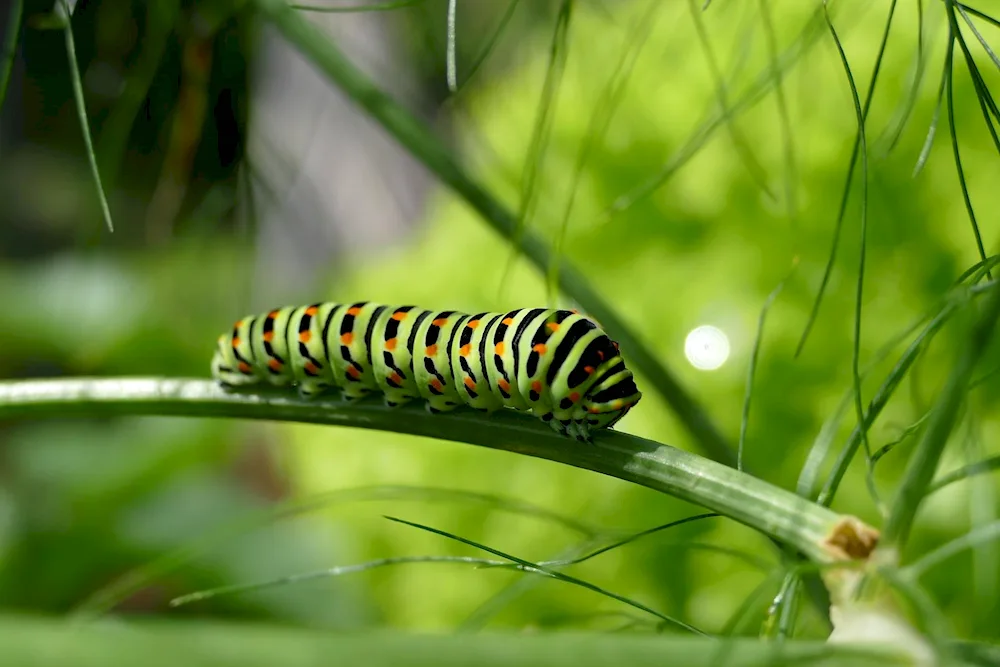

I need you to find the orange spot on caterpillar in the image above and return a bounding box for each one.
[233,320,243,329]
[347,366,361,379]
[232,337,241,348]
[305,306,319,316]
[341,332,354,345]
[430,378,443,391]
[304,361,319,374]
[385,337,397,351]
[268,310,279,319]
[391,311,408,321]
[588,407,601,414]
[533,343,547,354]
[425,344,438,356]
[612,341,620,351]
[494,342,505,355]
[569,392,581,403]
[597,350,605,360]
[498,378,510,392]
[432,318,449,327]
[467,320,480,329]
[531,380,542,394]
[460,343,472,356]
[268,359,282,372]
[584,365,595,374]
[389,372,403,385]
[502,317,514,326]
[546,322,560,332]
[262,331,274,342]
[238,362,252,373]
[612,400,624,409]
[299,331,312,343]
[464,376,477,390]
[347,307,362,316]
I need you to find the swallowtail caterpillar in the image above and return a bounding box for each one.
[212,302,641,441]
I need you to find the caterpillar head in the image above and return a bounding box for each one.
[582,341,642,430]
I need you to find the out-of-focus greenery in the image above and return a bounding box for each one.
[1,0,999,653]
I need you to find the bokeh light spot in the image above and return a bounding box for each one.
[684,325,730,371]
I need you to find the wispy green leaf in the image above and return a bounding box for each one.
[928,455,1000,495]
[385,515,708,635]
[739,264,793,471]
[170,555,506,607]
[881,276,1000,552]
[796,0,897,358]
[0,0,22,113]
[60,0,114,232]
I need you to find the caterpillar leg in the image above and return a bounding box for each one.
[543,416,571,437]
[384,394,419,409]
[341,387,373,402]
[567,420,592,443]
[539,413,592,442]
[296,381,332,399]
[424,398,461,414]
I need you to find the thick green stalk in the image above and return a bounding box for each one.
[0,377,871,566]
[249,0,736,468]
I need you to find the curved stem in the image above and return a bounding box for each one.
[0,377,868,567]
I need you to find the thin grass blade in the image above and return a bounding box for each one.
[502,0,572,306]
[448,0,521,96]
[547,0,659,298]
[739,263,794,471]
[60,0,114,232]
[956,3,1000,29]
[385,515,709,635]
[881,278,1000,552]
[597,7,830,222]
[74,483,598,621]
[928,454,1000,495]
[824,2,883,515]
[944,24,990,273]
[879,0,935,157]
[170,555,507,607]
[913,56,948,177]
[958,5,1000,72]
[687,0,774,200]
[758,0,798,222]
[446,0,457,91]
[795,0,897,358]
[0,0,23,113]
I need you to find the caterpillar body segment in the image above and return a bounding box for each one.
[212,302,641,441]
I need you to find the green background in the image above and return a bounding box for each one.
[0,0,998,644]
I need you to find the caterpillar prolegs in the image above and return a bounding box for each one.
[211,302,641,441]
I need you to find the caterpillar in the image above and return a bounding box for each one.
[211,302,641,441]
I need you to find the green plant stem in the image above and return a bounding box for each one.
[881,283,1000,553]
[61,0,114,232]
[928,455,1000,495]
[0,0,23,113]
[0,614,912,667]
[250,0,737,468]
[904,520,1000,579]
[95,0,180,193]
[0,377,862,566]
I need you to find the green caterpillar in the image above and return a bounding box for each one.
[212,302,641,440]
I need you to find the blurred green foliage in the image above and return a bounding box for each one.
[0,0,999,649]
